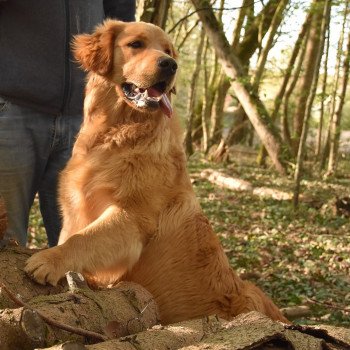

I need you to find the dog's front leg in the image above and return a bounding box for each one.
[25,206,143,286]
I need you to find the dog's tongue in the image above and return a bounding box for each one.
[147,87,173,118]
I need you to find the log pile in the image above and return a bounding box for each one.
[1,247,350,350]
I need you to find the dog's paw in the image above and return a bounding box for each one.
[25,247,67,286]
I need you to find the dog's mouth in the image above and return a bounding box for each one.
[121,81,173,118]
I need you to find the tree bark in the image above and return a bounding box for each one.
[52,311,350,350]
[0,246,65,309]
[201,38,210,153]
[209,74,230,146]
[326,30,350,176]
[184,27,205,155]
[315,11,331,159]
[282,23,310,149]
[291,0,324,154]
[293,0,330,208]
[257,8,312,166]
[252,0,288,92]
[236,0,281,62]
[0,280,159,350]
[253,0,288,166]
[210,0,285,161]
[139,0,171,29]
[191,0,289,175]
[320,1,349,170]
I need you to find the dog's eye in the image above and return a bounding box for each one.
[127,41,143,49]
[165,49,171,55]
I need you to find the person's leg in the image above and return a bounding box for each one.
[38,113,82,247]
[0,97,54,246]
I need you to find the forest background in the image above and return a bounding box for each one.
[29,0,350,327]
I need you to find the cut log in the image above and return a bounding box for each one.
[36,312,350,350]
[200,169,253,192]
[0,246,65,308]
[0,307,47,350]
[38,343,87,350]
[0,281,159,350]
[44,311,350,350]
[73,316,222,350]
[200,169,292,200]
[280,305,311,320]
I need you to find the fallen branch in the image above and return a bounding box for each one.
[280,305,311,320]
[307,297,350,313]
[200,169,292,200]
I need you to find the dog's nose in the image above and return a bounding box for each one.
[157,57,178,75]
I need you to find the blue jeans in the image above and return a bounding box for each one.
[0,97,81,246]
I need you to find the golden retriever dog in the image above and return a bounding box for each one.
[25,20,289,325]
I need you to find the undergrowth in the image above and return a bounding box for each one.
[28,153,350,327]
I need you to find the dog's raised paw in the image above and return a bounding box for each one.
[25,247,66,286]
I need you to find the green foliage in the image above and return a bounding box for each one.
[188,153,350,326]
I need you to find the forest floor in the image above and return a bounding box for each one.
[28,152,350,327]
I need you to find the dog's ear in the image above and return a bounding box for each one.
[73,20,124,76]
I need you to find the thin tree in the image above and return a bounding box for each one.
[282,27,310,149]
[139,0,172,29]
[184,28,206,155]
[191,0,289,175]
[291,0,324,155]
[257,8,312,165]
[320,0,349,169]
[326,30,350,176]
[211,0,285,160]
[201,38,210,153]
[252,0,289,166]
[315,9,331,159]
[293,0,330,208]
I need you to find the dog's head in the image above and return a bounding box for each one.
[73,20,177,118]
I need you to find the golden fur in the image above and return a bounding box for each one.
[25,20,289,324]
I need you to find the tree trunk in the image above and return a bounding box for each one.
[326,31,350,176]
[257,8,312,166]
[176,19,200,52]
[209,74,230,146]
[184,28,205,155]
[282,22,310,149]
[252,0,288,91]
[253,0,288,166]
[210,0,285,162]
[291,0,324,154]
[139,0,171,29]
[208,0,246,151]
[315,11,331,158]
[320,0,349,170]
[191,0,289,175]
[236,0,282,62]
[201,38,210,153]
[293,0,330,208]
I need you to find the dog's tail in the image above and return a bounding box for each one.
[218,270,290,324]
[232,280,290,323]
